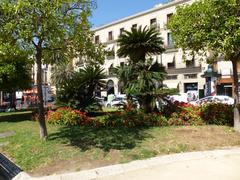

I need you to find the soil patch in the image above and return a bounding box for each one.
[31,150,121,177]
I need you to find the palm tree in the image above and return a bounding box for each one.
[116,26,166,113]
[117,26,165,63]
[51,62,75,89]
[77,65,106,100]
[55,64,106,110]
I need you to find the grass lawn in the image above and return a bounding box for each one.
[0,120,240,176]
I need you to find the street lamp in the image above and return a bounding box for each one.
[43,66,48,106]
[201,65,220,96]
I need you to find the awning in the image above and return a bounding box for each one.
[162,53,175,64]
[166,82,179,89]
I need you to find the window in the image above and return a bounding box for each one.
[95,35,99,44]
[167,61,175,69]
[108,31,113,41]
[150,18,157,28]
[167,33,174,48]
[106,46,115,60]
[186,59,195,67]
[120,28,124,35]
[167,55,175,69]
[166,75,178,80]
[132,24,137,29]
[120,62,124,67]
[108,64,115,75]
[167,13,173,23]
[184,74,197,79]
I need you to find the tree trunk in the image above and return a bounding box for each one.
[231,59,240,131]
[36,49,48,140]
[9,91,16,110]
[141,94,153,113]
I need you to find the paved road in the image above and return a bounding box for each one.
[13,148,240,180]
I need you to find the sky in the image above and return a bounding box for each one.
[90,0,168,28]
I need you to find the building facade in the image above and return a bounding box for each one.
[93,0,238,98]
[93,0,211,97]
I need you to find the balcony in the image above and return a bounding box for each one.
[166,66,202,75]
[104,39,117,45]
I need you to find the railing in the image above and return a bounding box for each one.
[166,66,202,74]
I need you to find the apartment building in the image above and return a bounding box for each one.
[93,0,239,98]
[93,0,211,97]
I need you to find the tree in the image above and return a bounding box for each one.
[167,0,240,131]
[0,0,97,139]
[56,65,106,110]
[0,47,32,108]
[117,26,166,113]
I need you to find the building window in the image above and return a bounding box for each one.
[184,83,198,93]
[167,33,174,48]
[150,18,157,28]
[106,47,115,60]
[120,62,124,67]
[108,64,115,76]
[186,60,195,68]
[120,28,124,35]
[167,62,175,69]
[167,56,175,69]
[95,35,99,44]
[132,24,137,29]
[184,74,197,79]
[108,31,113,41]
[167,13,173,23]
[166,75,178,80]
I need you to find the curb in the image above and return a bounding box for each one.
[28,147,240,180]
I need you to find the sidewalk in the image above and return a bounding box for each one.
[14,147,240,180]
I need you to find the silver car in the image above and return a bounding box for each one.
[190,95,234,106]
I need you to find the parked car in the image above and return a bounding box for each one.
[106,97,127,107]
[168,93,188,103]
[189,95,234,106]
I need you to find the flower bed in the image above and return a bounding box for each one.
[47,107,90,126]
[46,103,234,127]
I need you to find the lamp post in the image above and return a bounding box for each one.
[43,66,48,107]
[202,65,220,96]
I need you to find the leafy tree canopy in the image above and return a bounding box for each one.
[167,0,240,61]
[0,45,32,92]
[0,0,104,64]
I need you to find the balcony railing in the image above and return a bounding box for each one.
[166,66,202,74]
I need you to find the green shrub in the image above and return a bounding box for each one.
[200,103,233,126]
[46,107,90,126]
[102,110,168,127]
[168,106,204,126]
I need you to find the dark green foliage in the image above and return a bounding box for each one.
[56,65,106,110]
[0,49,32,92]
